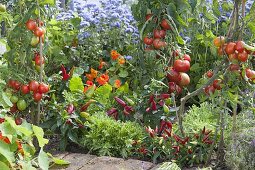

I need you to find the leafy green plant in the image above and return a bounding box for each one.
[182,102,218,135]
[82,113,144,158]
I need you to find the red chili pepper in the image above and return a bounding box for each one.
[202,135,210,142]
[124,105,134,113]
[114,97,127,107]
[172,146,180,155]
[151,100,157,111]
[158,100,165,106]
[61,65,70,81]
[205,129,212,135]
[194,133,199,139]
[159,120,166,133]
[164,129,171,137]
[148,94,154,104]
[202,126,206,134]
[204,140,213,144]
[160,93,170,99]
[123,109,130,116]
[173,134,181,142]
[107,108,118,116]
[80,99,95,112]
[180,137,189,145]
[165,121,172,130]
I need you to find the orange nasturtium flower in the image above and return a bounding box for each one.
[84,80,94,93]
[98,59,107,70]
[90,68,98,78]
[86,74,94,81]
[118,56,125,65]
[96,74,109,85]
[114,79,121,88]
[110,50,120,60]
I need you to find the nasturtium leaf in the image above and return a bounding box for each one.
[38,149,49,170]
[69,76,84,92]
[0,141,15,164]
[118,70,129,78]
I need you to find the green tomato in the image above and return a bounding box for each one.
[35,64,44,72]
[31,36,39,47]
[17,99,27,111]
[10,95,19,103]
[0,4,6,12]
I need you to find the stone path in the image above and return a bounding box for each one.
[51,152,158,170]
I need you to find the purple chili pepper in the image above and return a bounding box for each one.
[114,97,127,107]
[107,108,118,116]
[124,105,134,113]
[66,104,75,114]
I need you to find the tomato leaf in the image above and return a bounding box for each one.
[0,161,10,170]
[32,125,49,147]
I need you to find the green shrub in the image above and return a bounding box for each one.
[83,113,144,158]
[183,102,218,134]
[225,110,255,170]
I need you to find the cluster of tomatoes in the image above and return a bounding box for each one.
[33,52,45,72]
[25,19,45,46]
[167,51,191,95]
[143,14,171,50]
[204,71,222,95]
[7,79,49,114]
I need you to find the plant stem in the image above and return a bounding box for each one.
[217,101,226,166]
[177,61,229,137]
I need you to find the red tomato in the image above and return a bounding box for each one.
[34,53,45,65]
[229,64,240,72]
[29,80,39,92]
[153,29,166,39]
[183,54,191,62]
[245,68,255,79]
[10,103,18,113]
[167,67,181,82]
[237,50,248,62]
[38,83,49,93]
[168,82,182,95]
[225,42,236,55]
[177,72,190,86]
[204,85,215,95]
[213,36,225,47]
[172,49,180,57]
[15,117,22,125]
[228,53,238,62]
[161,19,171,30]
[13,81,21,90]
[34,27,44,37]
[213,79,222,90]
[145,14,153,21]
[206,70,214,78]
[153,39,166,49]
[143,37,153,45]
[173,59,190,72]
[8,79,16,88]
[21,85,29,94]
[33,92,42,102]
[235,41,245,53]
[26,19,37,31]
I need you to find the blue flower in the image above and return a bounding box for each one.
[124,55,133,60]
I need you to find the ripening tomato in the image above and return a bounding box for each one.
[143,37,153,45]
[204,85,215,95]
[17,99,27,111]
[225,42,236,55]
[213,79,222,90]
[153,29,166,39]
[237,50,248,62]
[167,67,181,82]
[33,92,42,102]
[8,79,15,88]
[235,41,245,53]
[153,39,166,49]
[161,19,171,30]
[34,54,45,65]
[38,83,49,94]
[177,72,190,86]
[34,27,44,37]
[29,80,39,92]
[183,54,191,62]
[213,36,225,47]
[206,70,214,78]
[21,85,30,94]
[173,59,190,72]
[26,19,37,31]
